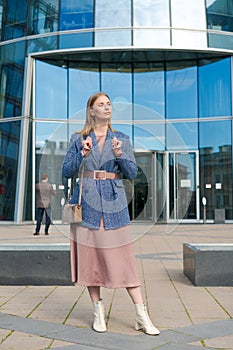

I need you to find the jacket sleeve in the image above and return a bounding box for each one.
[62,134,84,179]
[116,135,138,180]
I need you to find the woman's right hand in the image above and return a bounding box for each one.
[81,136,92,157]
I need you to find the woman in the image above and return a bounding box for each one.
[62,92,160,335]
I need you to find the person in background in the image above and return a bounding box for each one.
[62,92,160,335]
[34,173,56,235]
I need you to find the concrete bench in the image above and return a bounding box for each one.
[0,244,73,286]
[183,243,233,286]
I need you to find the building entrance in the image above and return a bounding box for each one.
[131,151,200,224]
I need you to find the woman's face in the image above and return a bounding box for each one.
[91,95,112,124]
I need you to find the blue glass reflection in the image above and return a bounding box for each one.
[134,68,165,118]
[2,0,27,40]
[0,121,20,220]
[199,120,232,152]
[69,67,99,118]
[166,122,198,150]
[207,0,233,32]
[0,41,25,118]
[35,61,67,119]
[199,58,231,117]
[59,32,93,49]
[28,0,58,35]
[166,66,198,118]
[60,0,94,31]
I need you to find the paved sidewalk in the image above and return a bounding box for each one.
[0,223,232,349]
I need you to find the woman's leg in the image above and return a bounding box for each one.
[88,286,107,332]
[88,286,101,302]
[126,286,160,335]
[126,286,144,304]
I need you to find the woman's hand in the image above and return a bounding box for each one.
[81,136,92,157]
[112,137,123,157]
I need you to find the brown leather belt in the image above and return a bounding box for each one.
[84,170,119,180]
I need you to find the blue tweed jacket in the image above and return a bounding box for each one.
[62,128,138,230]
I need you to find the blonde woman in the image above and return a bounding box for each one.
[62,92,160,335]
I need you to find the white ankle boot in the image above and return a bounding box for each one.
[134,304,160,335]
[92,299,107,333]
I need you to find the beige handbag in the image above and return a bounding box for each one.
[62,168,84,224]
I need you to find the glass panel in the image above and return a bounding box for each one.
[0,41,25,118]
[134,63,165,150]
[169,152,197,220]
[199,58,231,117]
[0,1,3,39]
[134,124,165,151]
[166,122,198,150]
[133,153,152,221]
[24,121,33,221]
[101,63,132,138]
[69,64,99,119]
[134,63,165,118]
[156,153,166,222]
[199,120,233,220]
[95,30,131,47]
[0,120,21,221]
[171,0,206,29]
[208,33,233,50]
[2,0,27,40]
[207,0,233,32]
[28,0,59,35]
[60,0,94,31]
[172,29,207,48]
[59,32,93,49]
[169,153,175,219]
[133,0,170,26]
[27,35,58,53]
[166,62,198,119]
[176,152,196,219]
[133,29,170,47]
[35,121,68,220]
[95,0,131,27]
[35,61,67,119]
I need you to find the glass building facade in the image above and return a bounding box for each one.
[0,0,233,224]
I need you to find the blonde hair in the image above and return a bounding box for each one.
[77,92,114,136]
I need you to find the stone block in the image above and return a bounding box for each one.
[0,244,73,285]
[183,243,233,286]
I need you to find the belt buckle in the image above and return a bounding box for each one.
[94,170,106,180]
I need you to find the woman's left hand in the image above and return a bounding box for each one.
[112,137,123,157]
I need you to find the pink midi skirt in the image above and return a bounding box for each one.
[70,224,141,288]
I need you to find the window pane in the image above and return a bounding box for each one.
[27,35,58,54]
[95,0,131,27]
[35,61,67,119]
[133,0,170,26]
[133,29,170,47]
[35,121,68,220]
[199,120,233,219]
[95,30,131,47]
[0,41,25,118]
[59,32,93,49]
[102,63,132,124]
[171,0,206,29]
[0,120,21,220]
[166,62,198,119]
[69,65,99,119]
[166,122,198,150]
[60,0,94,31]
[28,0,58,35]
[199,58,231,117]
[207,0,233,32]
[208,32,233,51]
[2,0,27,40]
[134,63,165,118]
